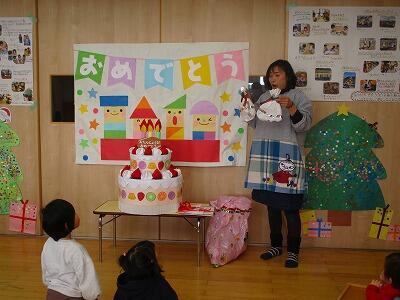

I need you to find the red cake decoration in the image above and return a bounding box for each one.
[152,169,163,179]
[131,168,142,179]
[120,165,130,176]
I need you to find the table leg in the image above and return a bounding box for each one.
[158,216,161,240]
[197,217,200,267]
[98,215,103,262]
[113,214,117,247]
[202,217,206,250]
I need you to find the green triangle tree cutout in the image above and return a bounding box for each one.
[0,122,23,214]
[303,105,386,211]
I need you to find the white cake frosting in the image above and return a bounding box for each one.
[118,144,183,215]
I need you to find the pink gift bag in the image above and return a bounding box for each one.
[9,200,37,234]
[205,195,252,267]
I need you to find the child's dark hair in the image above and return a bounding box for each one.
[41,199,75,241]
[119,240,163,279]
[265,59,297,93]
[384,252,400,289]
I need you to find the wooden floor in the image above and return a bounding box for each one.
[0,235,389,300]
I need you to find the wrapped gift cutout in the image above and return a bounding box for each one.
[387,225,400,242]
[308,218,332,238]
[369,205,393,240]
[9,200,37,234]
[300,210,316,235]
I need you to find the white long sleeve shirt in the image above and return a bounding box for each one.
[41,237,101,300]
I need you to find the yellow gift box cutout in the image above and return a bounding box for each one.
[300,210,317,235]
[369,204,393,240]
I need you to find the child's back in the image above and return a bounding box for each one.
[41,199,101,300]
[114,272,177,300]
[114,240,178,300]
[41,237,100,299]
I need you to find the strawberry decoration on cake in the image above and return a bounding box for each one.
[120,165,130,176]
[131,168,142,179]
[144,146,153,155]
[168,165,178,178]
[159,146,169,155]
[152,169,162,179]
[130,146,138,154]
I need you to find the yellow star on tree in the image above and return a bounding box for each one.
[220,91,231,103]
[220,121,231,133]
[231,142,242,152]
[337,104,349,116]
[79,104,88,114]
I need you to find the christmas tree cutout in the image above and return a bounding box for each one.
[303,104,386,211]
[0,122,23,214]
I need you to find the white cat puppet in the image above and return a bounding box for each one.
[257,88,282,122]
[239,87,256,122]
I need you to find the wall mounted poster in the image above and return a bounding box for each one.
[288,7,400,102]
[74,43,249,166]
[0,17,33,105]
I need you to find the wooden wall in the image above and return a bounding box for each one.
[1,0,399,250]
[0,0,41,234]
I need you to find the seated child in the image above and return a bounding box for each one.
[366,252,400,300]
[41,199,101,300]
[114,240,178,300]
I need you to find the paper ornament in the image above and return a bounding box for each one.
[240,87,256,122]
[369,205,393,240]
[9,200,37,234]
[257,100,282,122]
[387,225,400,242]
[303,109,386,211]
[300,210,317,235]
[307,218,332,238]
[0,122,23,214]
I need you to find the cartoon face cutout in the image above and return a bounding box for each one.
[166,109,184,127]
[279,157,295,172]
[104,106,126,122]
[192,114,216,132]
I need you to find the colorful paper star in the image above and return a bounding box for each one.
[79,104,88,114]
[79,139,89,149]
[220,121,231,133]
[88,88,98,99]
[337,104,349,116]
[234,108,241,117]
[220,91,231,103]
[89,119,99,130]
[231,142,242,152]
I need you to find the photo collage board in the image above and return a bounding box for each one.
[288,7,400,101]
[0,17,33,105]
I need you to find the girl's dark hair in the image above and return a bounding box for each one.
[384,252,400,289]
[41,199,75,241]
[264,59,297,93]
[119,240,163,279]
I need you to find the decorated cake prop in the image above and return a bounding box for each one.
[118,137,183,215]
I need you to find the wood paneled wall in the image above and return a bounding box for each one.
[1,0,399,250]
[0,0,41,234]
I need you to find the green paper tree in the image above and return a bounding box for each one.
[303,107,386,211]
[0,122,23,214]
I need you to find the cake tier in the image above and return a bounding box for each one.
[129,146,172,173]
[118,173,183,215]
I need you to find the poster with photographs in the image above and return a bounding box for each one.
[288,7,400,102]
[0,17,33,105]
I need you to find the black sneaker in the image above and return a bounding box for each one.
[260,247,282,260]
[285,252,299,268]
